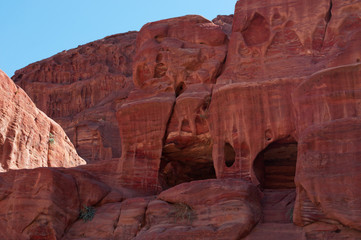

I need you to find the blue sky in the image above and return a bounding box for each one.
[0,0,236,77]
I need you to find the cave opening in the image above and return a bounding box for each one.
[253,139,297,189]
[158,141,216,189]
[253,138,297,223]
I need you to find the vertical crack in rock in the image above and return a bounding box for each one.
[21,212,42,233]
[61,174,81,238]
[134,200,150,238]
[158,97,176,189]
[324,0,333,23]
[215,51,228,80]
[160,98,177,157]
[162,94,177,146]
[112,204,122,234]
[322,0,333,48]
[139,200,149,229]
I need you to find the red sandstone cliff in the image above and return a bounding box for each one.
[0,70,85,170]
[1,0,361,239]
[13,32,137,163]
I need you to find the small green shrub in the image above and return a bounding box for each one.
[79,205,96,222]
[48,133,55,144]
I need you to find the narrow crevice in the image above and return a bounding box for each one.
[140,200,150,229]
[325,0,333,23]
[134,200,151,238]
[158,99,176,189]
[321,0,333,48]
[21,212,42,233]
[60,174,81,238]
[112,205,122,234]
[214,51,228,82]
[161,100,176,147]
[175,82,186,97]
[159,88,216,188]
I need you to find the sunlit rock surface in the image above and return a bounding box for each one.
[1,0,361,238]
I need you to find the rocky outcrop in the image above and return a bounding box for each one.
[13,32,137,163]
[135,179,261,240]
[0,70,85,171]
[293,64,361,231]
[219,0,361,83]
[0,167,109,240]
[116,15,228,192]
[2,0,361,239]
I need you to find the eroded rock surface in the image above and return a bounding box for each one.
[1,0,361,239]
[135,179,261,240]
[0,70,85,171]
[13,32,137,163]
[117,15,228,192]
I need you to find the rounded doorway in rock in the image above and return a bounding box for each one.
[253,137,297,223]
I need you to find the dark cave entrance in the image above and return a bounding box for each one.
[253,139,297,189]
[253,138,297,223]
[158,140,216,189]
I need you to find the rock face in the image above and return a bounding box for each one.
[2,0,361,239]
[0,70,85,171]
[136,179,261,240]
[116,15,228,192]
[219,0,361,83]
[13,32,137,163]
[293,64,361,231]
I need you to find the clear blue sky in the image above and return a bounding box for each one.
[0,0,236,77]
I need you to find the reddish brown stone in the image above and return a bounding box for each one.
[0,70,85,170]
[293,64,361,231]
[116,15,228,193]
[219,0,361,83]
[13,32,137,163]
[1,0,361,239]
[212,14,234,37]
[135,179,261,240]
[0,168,99,239]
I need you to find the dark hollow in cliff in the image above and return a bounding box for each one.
[158,149,216,189]
[253,139,297,189]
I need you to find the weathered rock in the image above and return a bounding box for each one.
[0,167,110,240]
[117,91,174,193]
[293,64,361,230]
[0,70,85,171]
[161,84,215,188]
[65,196,152,240]
[218,0,361,83]
[135,179,261,240]
[117,15,228,193]
[212,14,234,37]
[1,0,361,238]
[13,32,138,163]
[209,78,300,182]
[133,15,227,89]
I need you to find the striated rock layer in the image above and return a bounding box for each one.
[13,32,138,163]
[0,70,85,171]
[116,15,228,192]
[2,0,361,239]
